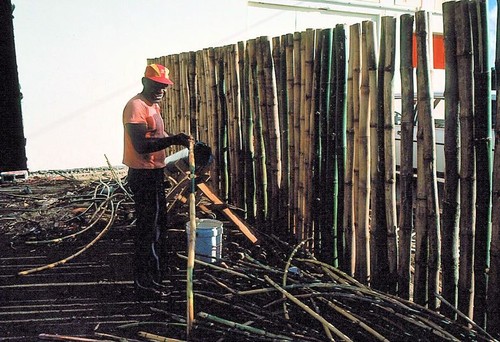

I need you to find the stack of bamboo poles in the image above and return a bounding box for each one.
[150,0,500,336]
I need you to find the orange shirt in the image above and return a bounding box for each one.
[122,94,167,169]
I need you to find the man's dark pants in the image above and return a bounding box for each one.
[127,167,167,287]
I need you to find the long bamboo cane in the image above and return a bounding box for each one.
[357,20,371,285]
[186,139,197,339]
[470,0,492,328]
[382,16,398,295]
[441,1,460,320]
[487,0,500,333]
[398,13,415,301]
[455,2,475,319]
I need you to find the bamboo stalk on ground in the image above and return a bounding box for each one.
[470,0,492,328]
[356,21,371,285]
[398,13,415,301]
[344,24,357,275]
[487,0,500,334]
[382,16,398,294]
[455,2,476,320]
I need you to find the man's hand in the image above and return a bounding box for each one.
[172,133,194,148]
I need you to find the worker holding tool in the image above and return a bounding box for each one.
[123,63,193,300]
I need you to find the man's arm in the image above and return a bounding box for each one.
[125,123,192,154]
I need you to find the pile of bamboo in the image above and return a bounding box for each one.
[145,234,494,342]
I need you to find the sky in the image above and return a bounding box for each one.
[10,0,498,171]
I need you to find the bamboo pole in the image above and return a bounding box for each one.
[188,51,197,139]
[256,37,270,225]
[293,31,302,239]
[247,39,267,225]
[318,28,333,262]
[238,41,253,222]
[186,140,197,338]
[398,13,415,301]
[356,21,371,284]
[487,0,500,333]
[272,35,289,238]
[455,1,476,319]
[382,16,398,294]
[241,41,256,223]
[334,25,347,269]
[344,24,358,275]
[441,1,460,320]
[413,27,429,309]
[284,33,295,235]
[416,10,441,310]
[470,0,492,328]
[262,36,282,233]
[301,29,315,245]
[352,24,361,279]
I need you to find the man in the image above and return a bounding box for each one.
[123,63,193,299]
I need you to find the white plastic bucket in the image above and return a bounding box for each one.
[186,219,223,263]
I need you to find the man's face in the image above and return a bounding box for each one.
[142,78,169,103]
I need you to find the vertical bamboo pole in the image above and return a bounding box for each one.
[334,25,347,270]
[319,28,333,262]
[352,25,361,275]
[248,39,267,226]
[293,31,302,239]
[344,24,358,275]
[375,12,389,291]
[273,35,289,238]
[303,29,315,244]
[256,37,271,227]
[186,139,196,339]
[366,19,382,292]
[413,23,429,308]
[455,1,476,320]
[487,0,500,330]
[262,36,282,233]
[242,41,256,223]
[239,41,253,222]
[416,10,441,310]
[196,51,207,144]
[398,13,415,301]
[188,51,197,139]
[285,33,295,235]
[441,1,460,320]
[356,21,371,284]
[382,16,398,294]
[470,0,492,328]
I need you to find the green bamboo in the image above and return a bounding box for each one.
[186,140,196,338]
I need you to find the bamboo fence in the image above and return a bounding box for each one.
[149,0,500,335]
